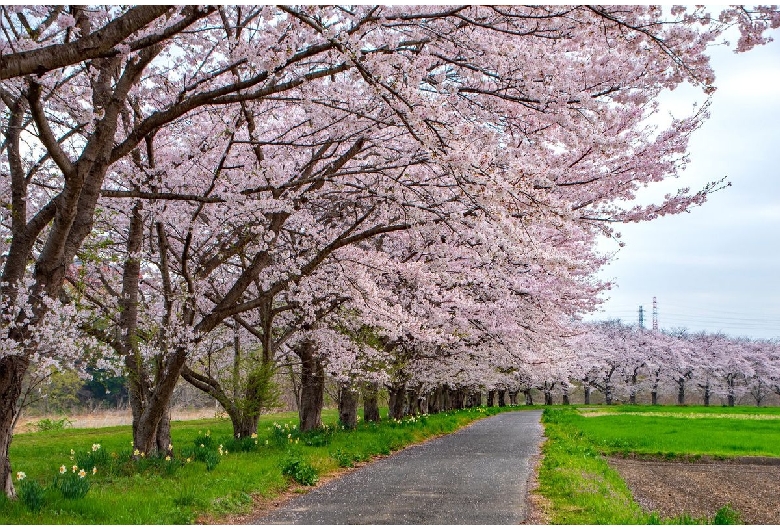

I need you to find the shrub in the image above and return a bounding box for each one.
[203,451,220,472]
[75,443,110,471]
[280,452,318,486]
[713,504,742,525]
[55,468,91,499]
[32,417,73,432]
[17,477,46,512]
[223,435,259,453]
[331,448,363,468]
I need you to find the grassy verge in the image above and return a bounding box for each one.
[2,406,500,524]
[536,407,745,524]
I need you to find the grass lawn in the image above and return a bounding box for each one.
[536,405,780,524]
[2,406,499,524]
[571,405,780,458]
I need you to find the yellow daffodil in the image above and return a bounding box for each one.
[78,469,87,478]
[15,471,25,481]
[59,465,66,474]
[92,467,97,475]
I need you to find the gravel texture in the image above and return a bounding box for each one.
[609,456,780,524]
[254,410,543,525]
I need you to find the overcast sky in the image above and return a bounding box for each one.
[586,33,780,340]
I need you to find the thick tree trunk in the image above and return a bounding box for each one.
[231,412,260,439]
[584,385,591,405]
[651,389,658,406]
[562,390,570,405]
[156,410,172,452]
[487,390,495,407]
[498,390,506,407]
[0,355,29,498]
[362,382,380,422]
[406,389,420,416]
[129,347,188,455]
[389,385,406,420]
[338,384,359,429]
[677,378,686,406]
[429,387,442,413]
[727,377,736,407]
[508,390,518,406]
[703,384,711,406]
[387,388,396,418]
[544,390,553,406]
[524,389,533,406]
[298,339,325,432]
[451,388,465,410]
[441,387,452,411]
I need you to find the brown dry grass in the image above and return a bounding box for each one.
[14,407,218,434]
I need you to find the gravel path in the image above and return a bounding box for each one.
[255,410,543,525]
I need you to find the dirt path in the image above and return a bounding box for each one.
[609,456,780,523]
[254,410,543,525]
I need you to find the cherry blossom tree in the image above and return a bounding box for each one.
[2,4,778,498]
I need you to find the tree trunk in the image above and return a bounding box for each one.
[604,385,613,405]
[338,384,358,429]
[498,390,506,407]
[362,382,380,422]
[451,388,465,410]
[584,385,591,405]
[487,390,495,407]
[389,385,406,420]
[298,339,324,432]
[524,389,534,406]
[544,390,553,406]
[562,390,570,405]
[651,389,658,406]
[470,391,482,407]
[231,412,260,439]
[727,376,736,407]
[508,390,518,406]
[0,355,29,498]
[677,378,686,406]
[407,388,420,416]
[703,383,711,406]
[129,347,187,455]
[429,387,442,413]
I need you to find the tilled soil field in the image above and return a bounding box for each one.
[609,456,780,524]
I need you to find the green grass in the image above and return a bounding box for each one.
[537,407,758,524]
[572,405,780,458]
[2,406,500,524]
